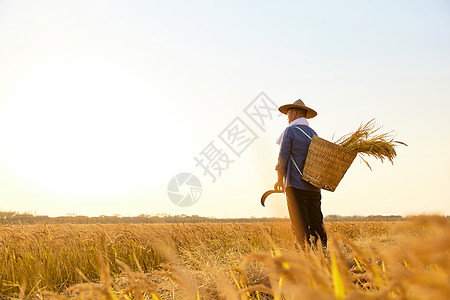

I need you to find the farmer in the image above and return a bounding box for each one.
[274,99,327,249]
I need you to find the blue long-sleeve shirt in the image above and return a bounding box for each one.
[276,125,320,192]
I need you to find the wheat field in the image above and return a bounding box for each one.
[0,216,448,299]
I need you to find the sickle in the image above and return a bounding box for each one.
[261,189,284,207]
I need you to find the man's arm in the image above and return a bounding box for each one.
[275,128,292,191]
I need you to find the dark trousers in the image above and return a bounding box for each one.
[286,187,327,248]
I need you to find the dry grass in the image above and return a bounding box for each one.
[0,216,449,299]
[335,119,407,169]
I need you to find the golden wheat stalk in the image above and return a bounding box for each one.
[335,119,407,169]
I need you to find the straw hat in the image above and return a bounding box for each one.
[278,99,317,119]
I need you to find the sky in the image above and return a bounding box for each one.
[0,0,449,218]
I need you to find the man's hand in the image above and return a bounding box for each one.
[274,172,284,192]
[274,180,284,192]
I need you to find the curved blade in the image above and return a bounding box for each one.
[261,189,283,207]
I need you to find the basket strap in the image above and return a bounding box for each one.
[290,155,302,176]
[293,126,312,140]
[289,126,312,176]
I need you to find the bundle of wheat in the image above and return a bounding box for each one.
[334,119,407,170]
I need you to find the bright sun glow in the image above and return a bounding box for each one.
[0,62,172,197]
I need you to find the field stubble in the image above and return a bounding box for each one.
[0,216,448,299]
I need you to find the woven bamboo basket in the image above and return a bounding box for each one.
[302,135,357,192]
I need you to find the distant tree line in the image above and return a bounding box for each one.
[0,211,290,225]
[323,214,404,222]
[0,211,432,225]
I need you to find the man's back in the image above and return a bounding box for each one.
[276,125,320,192]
